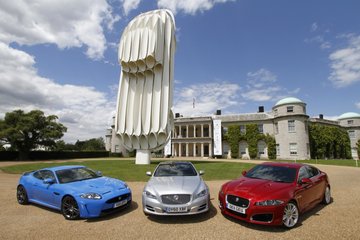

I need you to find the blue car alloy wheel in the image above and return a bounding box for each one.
[61,196,80,220]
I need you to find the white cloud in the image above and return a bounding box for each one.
[0,0,120,60]
[0,42,116,142]
[242,68,300,102]
[329,35,360,87]
[311,22,318,32]
[356,102,360,109]
[304,36,331,49]
[121,0,141,15]
[157,0,236,15]
[173,82,242,117]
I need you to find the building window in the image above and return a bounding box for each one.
[239,142,247,155]
[276,144,280,156]
[274,109,278,116]
[275,123,279,134]
[289,143,297,155]
[287,106,294,113]
[348,120,354,125]
[240,125,246,134]
[288,120,295,132]
[222,127,228,135]
[203,127,209,137]
[349,130,355,138]
[258,124,263,134]
[258,141,266,155]
[115,145,120,153]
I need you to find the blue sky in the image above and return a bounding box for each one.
[1,0,360,142]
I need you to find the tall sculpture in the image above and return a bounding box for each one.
[115,9,176,164]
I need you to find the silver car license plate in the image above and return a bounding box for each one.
[166,206,187,213]
[114,199,127,208]
[227,203,246,214]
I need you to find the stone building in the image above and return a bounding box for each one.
[106,97,360,160]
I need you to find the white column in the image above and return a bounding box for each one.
[186,143,189,157]
[171,143,174,157]
[201,124,204,137]
[209,124,212,137]
[179,125,182,137]
[193,143,196,157]
[201,143,204,157]
[179,143,182,157]
[194,125,196,137]
[209,143,212,157]
[186,125,189,138]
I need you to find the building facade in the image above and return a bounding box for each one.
[106,97,360,160]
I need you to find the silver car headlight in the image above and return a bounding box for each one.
[80,193,102,200]
[255,200,284,206]
[144,190,157,199]
[195,189,207,199]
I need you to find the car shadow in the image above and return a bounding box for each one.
[85,201,139,222]
[145,201,218,224]
[221,198,334,232]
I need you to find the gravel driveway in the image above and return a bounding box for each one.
[1,161,359,240]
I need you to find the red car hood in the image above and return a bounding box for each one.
[224,177,294,200]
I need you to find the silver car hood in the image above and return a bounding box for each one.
[146,176,203,195]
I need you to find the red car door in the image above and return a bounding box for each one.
[295,166,317,212]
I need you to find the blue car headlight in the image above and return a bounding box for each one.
[80,193,102,200]
[195,189,207,199]
[255,200,284,206]
[144,190,157,199]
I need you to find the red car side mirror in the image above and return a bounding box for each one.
[242,170,247,176]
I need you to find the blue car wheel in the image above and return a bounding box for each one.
[17,185,28,205]
[61,196,80,220]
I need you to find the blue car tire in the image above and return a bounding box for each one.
[17,185,28,205]
[61,196,80,220]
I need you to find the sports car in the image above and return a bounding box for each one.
[17,165,132,220]
[218,162,331,228]
[142,161,210,215]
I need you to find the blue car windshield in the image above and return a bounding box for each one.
[245,165,297,183]
[56,168,100,184]
[154,163,197,177]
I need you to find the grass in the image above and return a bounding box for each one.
[0,160,256,182]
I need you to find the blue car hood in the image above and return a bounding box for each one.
[64,177,127,195]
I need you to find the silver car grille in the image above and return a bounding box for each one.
[161,194,191,205]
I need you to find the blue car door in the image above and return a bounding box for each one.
[32,170,58,207]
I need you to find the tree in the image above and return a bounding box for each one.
[75,138,105,151]
[0,110,67,160]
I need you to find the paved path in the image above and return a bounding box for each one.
[0,159,359,239]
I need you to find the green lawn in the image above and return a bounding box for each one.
[0,160,255,181]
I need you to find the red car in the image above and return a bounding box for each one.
[218,162,331,228]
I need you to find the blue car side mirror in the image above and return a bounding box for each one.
[43,178,55,185]
[96,171,102,177]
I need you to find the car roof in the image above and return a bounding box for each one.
[40,165,86,172]
[261,161,306,169]
[158,161,193,165]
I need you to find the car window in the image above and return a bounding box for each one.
[245,165,297,183]
[298,166,310,182]
[41,170,56,181]
[33,171,43,180]
[154,163,197,177]
[306,166,319,178]
[56,167,99,184]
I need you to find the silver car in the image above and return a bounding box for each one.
[142,161,210,215]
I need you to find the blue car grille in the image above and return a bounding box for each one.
[106,193,131,204]
[226,195,249,208]
[161,194,191,205]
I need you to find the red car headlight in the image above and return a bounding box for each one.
[255,200,284,206]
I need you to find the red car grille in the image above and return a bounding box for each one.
[226,195,249,208]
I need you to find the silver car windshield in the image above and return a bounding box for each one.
[154,163,197,177]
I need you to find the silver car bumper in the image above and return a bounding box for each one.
[142,194,210,216]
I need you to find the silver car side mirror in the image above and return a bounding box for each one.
[146,171,152,176]
[199,170,205,175]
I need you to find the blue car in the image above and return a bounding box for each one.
[16,165,132,220]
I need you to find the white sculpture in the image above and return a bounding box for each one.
[115,9,176,164]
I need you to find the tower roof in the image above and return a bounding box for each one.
[338,112,360,120]
[274,97,304,107]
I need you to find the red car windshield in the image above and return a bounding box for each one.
[245,165,297,183]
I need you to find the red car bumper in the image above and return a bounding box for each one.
[218,193,286,226]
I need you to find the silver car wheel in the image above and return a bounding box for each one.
[324,186,331,204]
[283,202,299,228]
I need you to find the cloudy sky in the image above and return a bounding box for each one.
[1,0,360,142]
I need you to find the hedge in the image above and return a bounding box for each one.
[0,151,110,161]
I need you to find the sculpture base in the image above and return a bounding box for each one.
[135,150,151,164]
